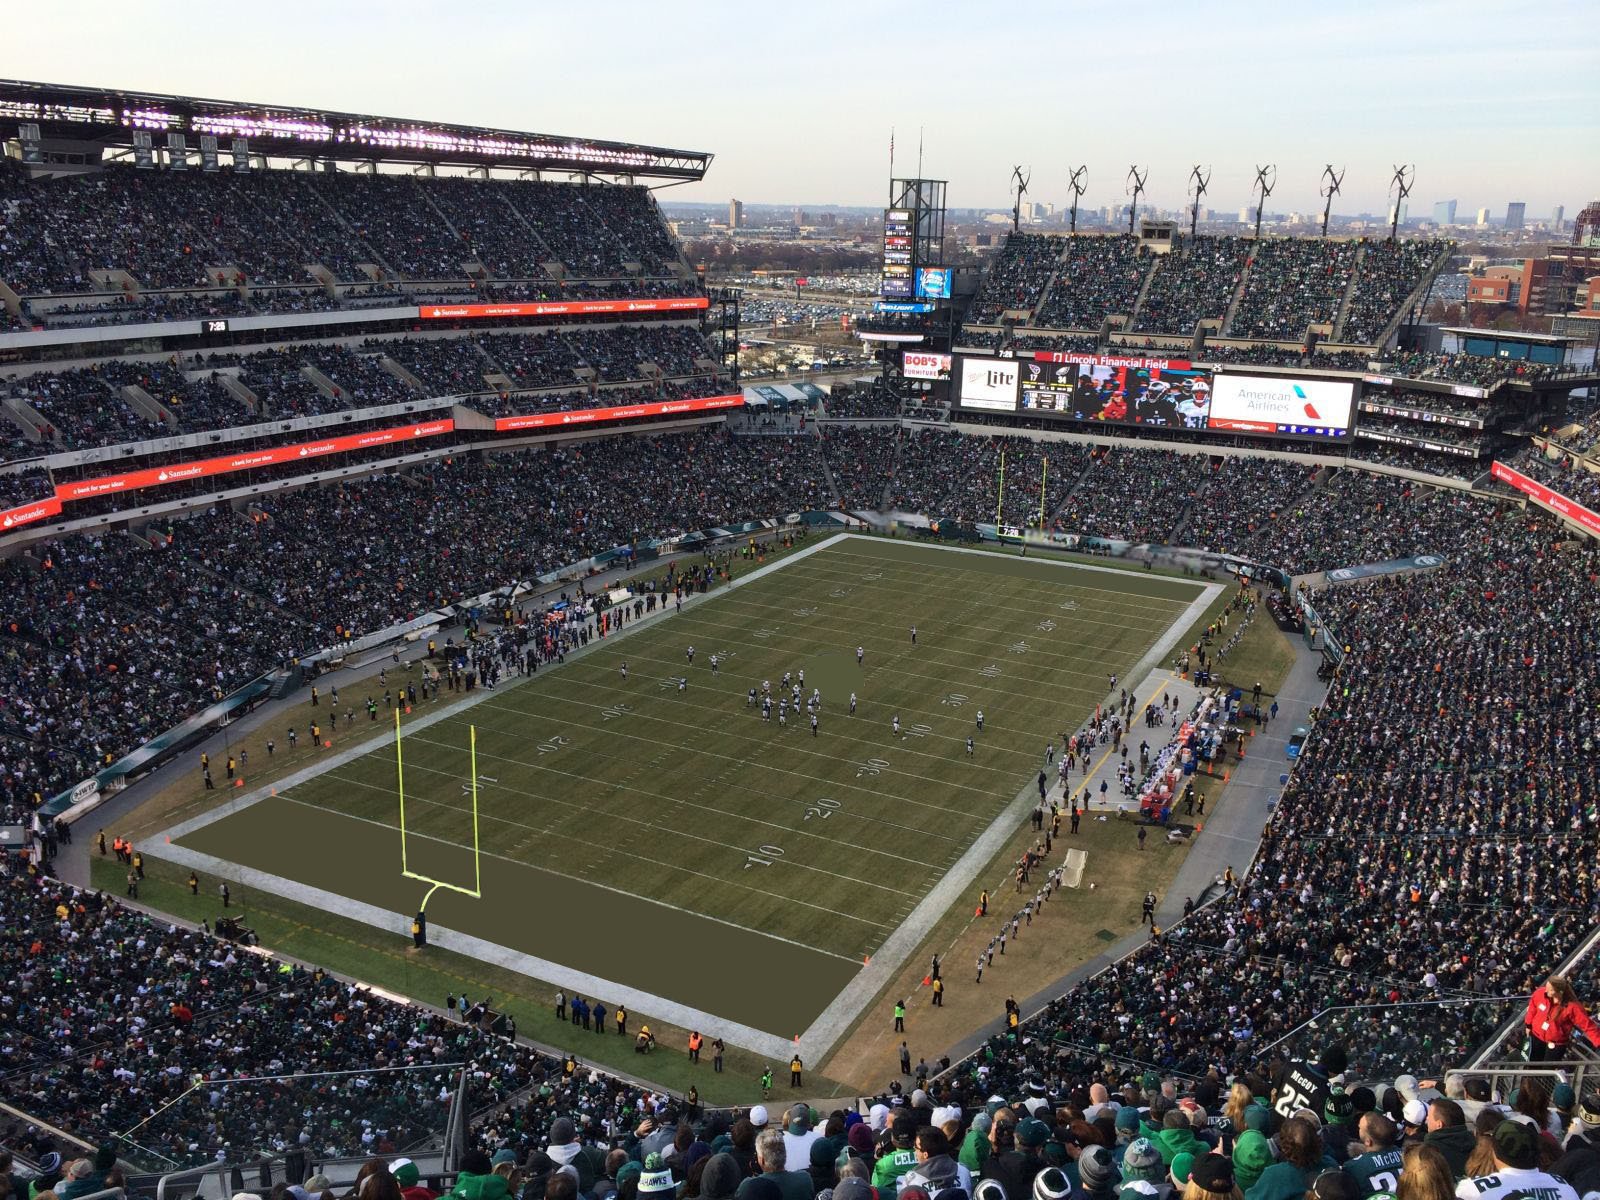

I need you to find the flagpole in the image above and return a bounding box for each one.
[889,127,895,185]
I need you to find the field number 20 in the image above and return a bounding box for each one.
[804,798,841,821]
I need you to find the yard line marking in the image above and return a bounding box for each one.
[376,715,964,851]
[658,615,1143,697]
[486,674,1036,775]
[275,791,879,957]
[708,593,1177,662]
[782,548,1200,608]
[420,710,1003,821]
[373,756,922,900]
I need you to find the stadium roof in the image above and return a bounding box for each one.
[0,78,712,181]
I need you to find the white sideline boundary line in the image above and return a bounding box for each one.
[152,530,1220,1062]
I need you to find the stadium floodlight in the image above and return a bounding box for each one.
[1010,166,1031,233]
[1188,165,1211,237]
[1252,165,1276,240]
[1319,165,1345,238]
[395,710,483,917]
[1067,166,1087,234]
[1388,164,1415,241]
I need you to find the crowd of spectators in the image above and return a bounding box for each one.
[967,234,1061,324]
[1374,351,1571,389]
[0,161,685,300]
[1057,446,1210,542]
[1179,456,1319,555]
[1132,236,1250,335]
[825,382,903,420]
[820,424,900,508]
[1340,239,1447,343]
[1513,447,1600,513]
[0,324,719,462]
[1344,437,1482,483]
[1032,236,1150,331]
[887,431,1090,528]
[1223,467,1490,573]
[1,870,577,1170]
[5,401,1600,1199]
[1229,239,1360,340]
[0,465,53,508]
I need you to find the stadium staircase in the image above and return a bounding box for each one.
[1045,455,1099,524]
[1029,248,1071,326]
[1124,256,1161,329]
[303,179,392,280]
[411,182,481,278]
[1219,253,1255,338]
[1328,244,1366,342]
[816,443,846,510]
[229,180,324,279]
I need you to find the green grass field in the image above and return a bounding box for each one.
[170,535,1205,1043]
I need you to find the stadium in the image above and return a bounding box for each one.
[3,53,1600,1200]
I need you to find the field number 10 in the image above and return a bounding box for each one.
[744,844,786,868]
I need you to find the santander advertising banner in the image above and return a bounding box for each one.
[0,496,63,531]
[494,393,743,431]
[419,297,710,320]
[1491,461,1600,537]
[56,420,455,502]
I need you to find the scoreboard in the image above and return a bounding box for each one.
[882,208,914,298]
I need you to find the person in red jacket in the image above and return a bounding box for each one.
[1525,975,1600,1061]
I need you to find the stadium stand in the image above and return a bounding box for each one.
[1229,239,1361,340]
[1340,239,1447,343]
[966,234,1059,324]
[1032,236,1149,331]
[0,162,691,330]
[1131,236,1250,335]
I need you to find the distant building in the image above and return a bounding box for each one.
[1387,201,1408,227]
[1552,204,1565,232]
[728,199,744,230]
[1238,205,1252,224]
[1516,243,1600,314]
[1505,201,1526,230]
[1476,207,1492,226]
[1432,200,1457,226]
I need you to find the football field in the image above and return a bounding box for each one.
[161,534,1213,1056]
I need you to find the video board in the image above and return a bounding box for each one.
[956,352,1213,429]
[954,354,1358,444]
[1206,375,1355,439]
[957,357,1021,410]
[916,267,952,299]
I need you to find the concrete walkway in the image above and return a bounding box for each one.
[939,637,1328,1065]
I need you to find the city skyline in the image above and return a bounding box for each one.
[5,0,1596,216]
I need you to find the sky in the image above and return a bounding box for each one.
[6,0,1597,218]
